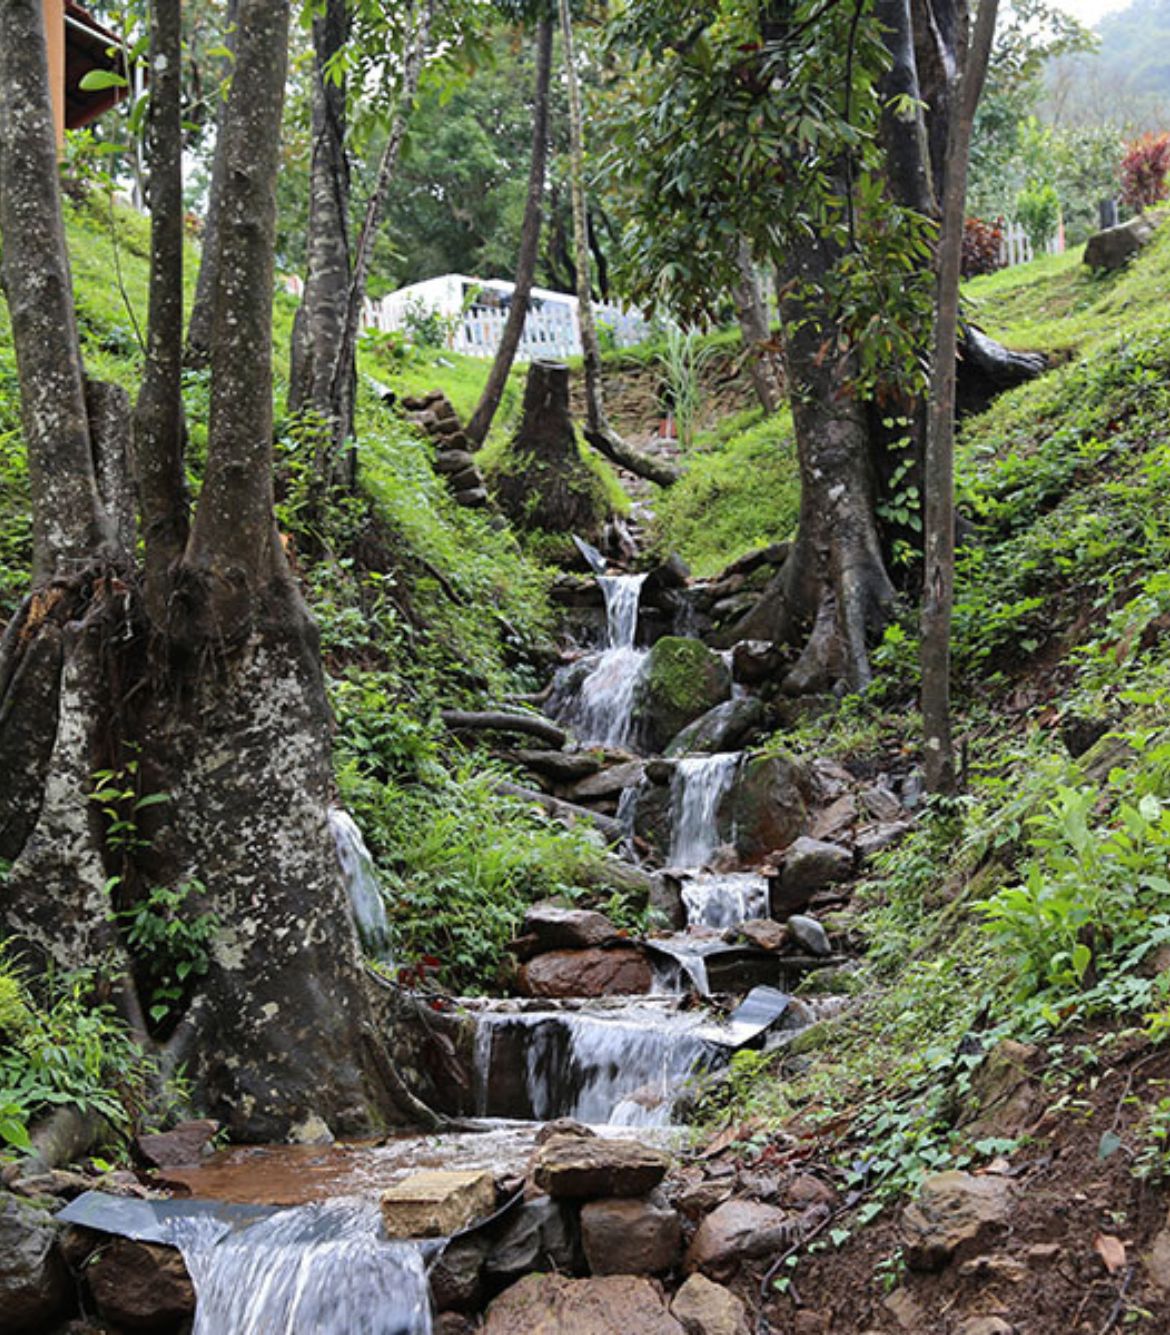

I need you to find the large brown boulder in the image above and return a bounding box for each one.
[86,1237,195,1331]
[725,753,812,861]
[581,1195,682,1276]
[534,1135,671,1201]
[521,903,622,953]
[483,1273,684,1334]
[518,946,653,998]
[901,1170,1014,1272]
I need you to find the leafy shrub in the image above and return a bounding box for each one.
[1015,183,1061,250]
[1120,132,1170,213]
[0,960,159,1155]
[980,783,1170,1004]
[400,298,460,349]
[961,216,1004,278]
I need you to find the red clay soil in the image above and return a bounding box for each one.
[710,1034,1170,1334]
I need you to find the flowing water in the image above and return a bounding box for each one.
[669,753,742,866]
[553,574,649,747]
[169,1199,432,1335]
[328,809,393,961]
[472,999,722,1125]
[681,871,769,929]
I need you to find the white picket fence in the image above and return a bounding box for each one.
[350,274,650,362]
[998,220,1066,269]
[458,303,580,360]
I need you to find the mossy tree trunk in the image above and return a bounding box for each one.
[0,0,406,1139]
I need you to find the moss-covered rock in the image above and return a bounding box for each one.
[633,637,731,754]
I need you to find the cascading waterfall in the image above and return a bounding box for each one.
[599,574,644,651]
[473,1003,720,1125]
[669,753,742,866]
[681,872,769,930]
[554,574,649,747]
[328,810,394,961]
[169,1200,433,1335]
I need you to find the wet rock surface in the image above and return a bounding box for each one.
[86,1237,195,1331]
[0,1192,71,1333]
[634,636,732,753]
[581,1193,682,1276]
[518,945,653,998]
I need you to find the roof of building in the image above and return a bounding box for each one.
[64,1,130,130]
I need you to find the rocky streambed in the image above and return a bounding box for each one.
[0,544,921,1333]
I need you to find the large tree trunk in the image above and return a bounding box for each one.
[729,238,895,693]
[0,0,115,579]
[0,0,418,1140]
[465,18,553,448]
[185,0,239,370]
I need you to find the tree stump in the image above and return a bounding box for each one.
[489,360,608,538]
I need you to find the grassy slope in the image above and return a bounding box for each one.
[705,228,1170,1322]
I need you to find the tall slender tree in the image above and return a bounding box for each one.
[465,12,555,447]
[559,0,681,489]
[921,0,1000,792]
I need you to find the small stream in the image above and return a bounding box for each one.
[116,563,821,1333]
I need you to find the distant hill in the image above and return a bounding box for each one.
[1094,0,1170,98]
[1046,0,1170,128]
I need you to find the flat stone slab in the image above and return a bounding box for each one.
[694,985,790,1049]
[380,1169,495,1239]
[533,1136,671,1201]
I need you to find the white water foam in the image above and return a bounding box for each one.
[669,753,742,866]
[682,872,769,930]
[555,574,649,747]
[474,1003,718,1125]
[171,1199,432,1335]
[328,809,393,961]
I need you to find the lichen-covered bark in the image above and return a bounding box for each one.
[135,0,189,617]
[0,0,114,578]
[142,585,390,1137]
[0,586,126,972]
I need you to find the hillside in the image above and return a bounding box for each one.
[6,189,1170,1332]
